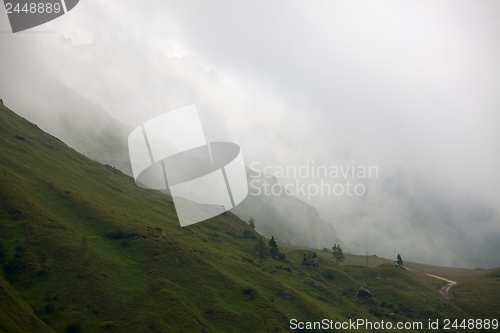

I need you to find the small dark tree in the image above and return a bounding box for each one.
[332,244,345,263]
[269,236,278,258]
[397,253,403,266]
[249,217,256,229]
[254,238,268,266]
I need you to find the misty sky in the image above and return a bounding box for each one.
[1,1,499,266]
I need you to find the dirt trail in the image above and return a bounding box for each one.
[426,274,457,299]
[405,267,457,299]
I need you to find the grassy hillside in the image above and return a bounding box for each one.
[0,103,499,332]
[0,65,133,176]
[0,66,353,254]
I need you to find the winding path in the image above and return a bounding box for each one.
[405,267,457,299]
[426,274,457,299]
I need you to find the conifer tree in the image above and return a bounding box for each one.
[397,253,403,266]
[249,217,256,229]
[332,244,345,263]
[254,238,268,266]
[269,236,278,258]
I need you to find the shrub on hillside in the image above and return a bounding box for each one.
[3,258,26,281]
[45,303,55,313]
[242,230,256,240]
[65,323,81,333]
[242,287,258,299]
[105,230,134,239]
[242,257,255,265]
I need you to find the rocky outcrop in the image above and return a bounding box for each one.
[282,291,292,300]
[302,251,319,268]
[353,287,372,298]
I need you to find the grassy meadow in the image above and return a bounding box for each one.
[0,103,499,332]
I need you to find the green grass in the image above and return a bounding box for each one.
[0,104,499,332]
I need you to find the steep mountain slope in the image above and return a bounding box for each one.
[0,274,52,333]
[0,100,364,332]
[232,168,351,252]
[0,64,133,175]
[2,100,499,332]
[0,65,350,254]
[4,38,498,269]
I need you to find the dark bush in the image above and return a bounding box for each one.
[242,230,256,240]
[275,265,291,272]
[422,309,433,316]
[3,258,26,281]
[242,257,255,265]
[37,269,49,276]
[242,287,257,299]
[66,323,81,333]
[14,135,25,141]
[105,230,133,239]
[277,252,286,261]
[45,303,55,313]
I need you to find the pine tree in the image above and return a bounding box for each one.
[332,244,345,263]
[254,238,268,266]
[397,253,403,266]
[269,236,278,258]
[249,217,256,229]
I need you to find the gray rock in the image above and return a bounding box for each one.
[353,287,372,298]
[303,251,319,268]
[282,290,292,300]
